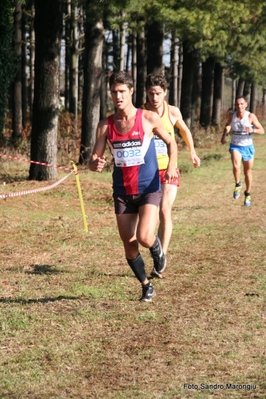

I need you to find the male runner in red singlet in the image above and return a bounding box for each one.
[89,71,178,302]
[143,74,200,267]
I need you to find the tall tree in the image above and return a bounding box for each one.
[180,41,197,128]
[21,2,29,129]
[0,0,16,139]
[28,0,35,117]
[135,26,146,107]
[29,0,63,180]
[64,0,71,111]
[200,56,215,128]
[12,0,23,141]
[212,62,224,126]
[169,30,178,107]
[69,2,79,123]
[146,21,164,75]
[79,3,104,164]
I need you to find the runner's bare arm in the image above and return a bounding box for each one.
[89,120,108,172]
[248,114,264,135]
[170,106,200,167]
[221,114,233,144]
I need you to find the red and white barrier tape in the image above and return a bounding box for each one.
[0,170,75,199]
[0,153,77,199]
[0,153,73,172]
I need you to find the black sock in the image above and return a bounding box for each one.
[127,253,147,283]
[149,235,162,256]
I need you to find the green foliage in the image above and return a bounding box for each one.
[102,0,266,87]
[227,3,266,84]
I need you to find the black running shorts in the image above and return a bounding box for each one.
[113,192,162,214]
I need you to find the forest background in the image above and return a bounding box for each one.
[1,0,266,179]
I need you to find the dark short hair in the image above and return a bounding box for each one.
[235,95,248,103]
[109,71,133,89]
[145,73,168,90]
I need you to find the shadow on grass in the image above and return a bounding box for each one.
[0,295,83,304]
[24,264,64,274]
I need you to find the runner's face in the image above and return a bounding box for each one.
[147,86,166,109]
[110,84,133,110]
[235,98,247,113]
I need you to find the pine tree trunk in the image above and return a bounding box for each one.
[135,27,146,108]
[64,0,71,111]
[249,84,256,113]
[191,55,201,129]
[169,30,178,107]
[200,56,215,128]
[21,5,28,130]
[79,19,104,164]
[177,45,183,109]
[29,1,35,119]
[243,81,251,104]
[69,3,78,125]
[146,21,163,74]
[236,78,245,97]
[119,19,126,71]
[112,29,120,72]
[262,89,266,119]
[12,1,23,140]
[231,79,236,108]
[212,62,223,127]
[131,32,137,105]
[180,41,195,128]
[29,0,63,181]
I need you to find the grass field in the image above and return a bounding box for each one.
[0,132,265,398]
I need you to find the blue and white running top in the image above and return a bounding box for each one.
[231,110,253,146]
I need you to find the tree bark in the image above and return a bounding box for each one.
[69,2,78,125]
[262,88,266,119]
[243,81,251,104]
[169,30,178,107]
[191,55,201,129]
[249,84,256,113]
[12,1,22,141]
[200,56,215,128]
[64,0,71,111]
[212,62,223,127]
[135,26,146,108]
[112,29,120,71]
[131,32,137,105]
[79,18,104,164]
[29,1,35,118]
[29,0,63,181]
[180,41,195,128]
[146,21,163,75]
[21,4,28,129]
[236,78,245,97]
[119,18,126,71]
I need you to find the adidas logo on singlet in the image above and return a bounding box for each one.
[113,139,141,148]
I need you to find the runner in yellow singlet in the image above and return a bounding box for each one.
[143,74,200,274]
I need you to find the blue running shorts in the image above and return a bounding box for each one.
[229,144,255,161]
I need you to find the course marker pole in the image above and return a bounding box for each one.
[71,161,88,232]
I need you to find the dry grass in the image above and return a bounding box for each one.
[0,133,265,399]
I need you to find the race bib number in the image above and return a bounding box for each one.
[154,135,168,156]
[112,139,144,167]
